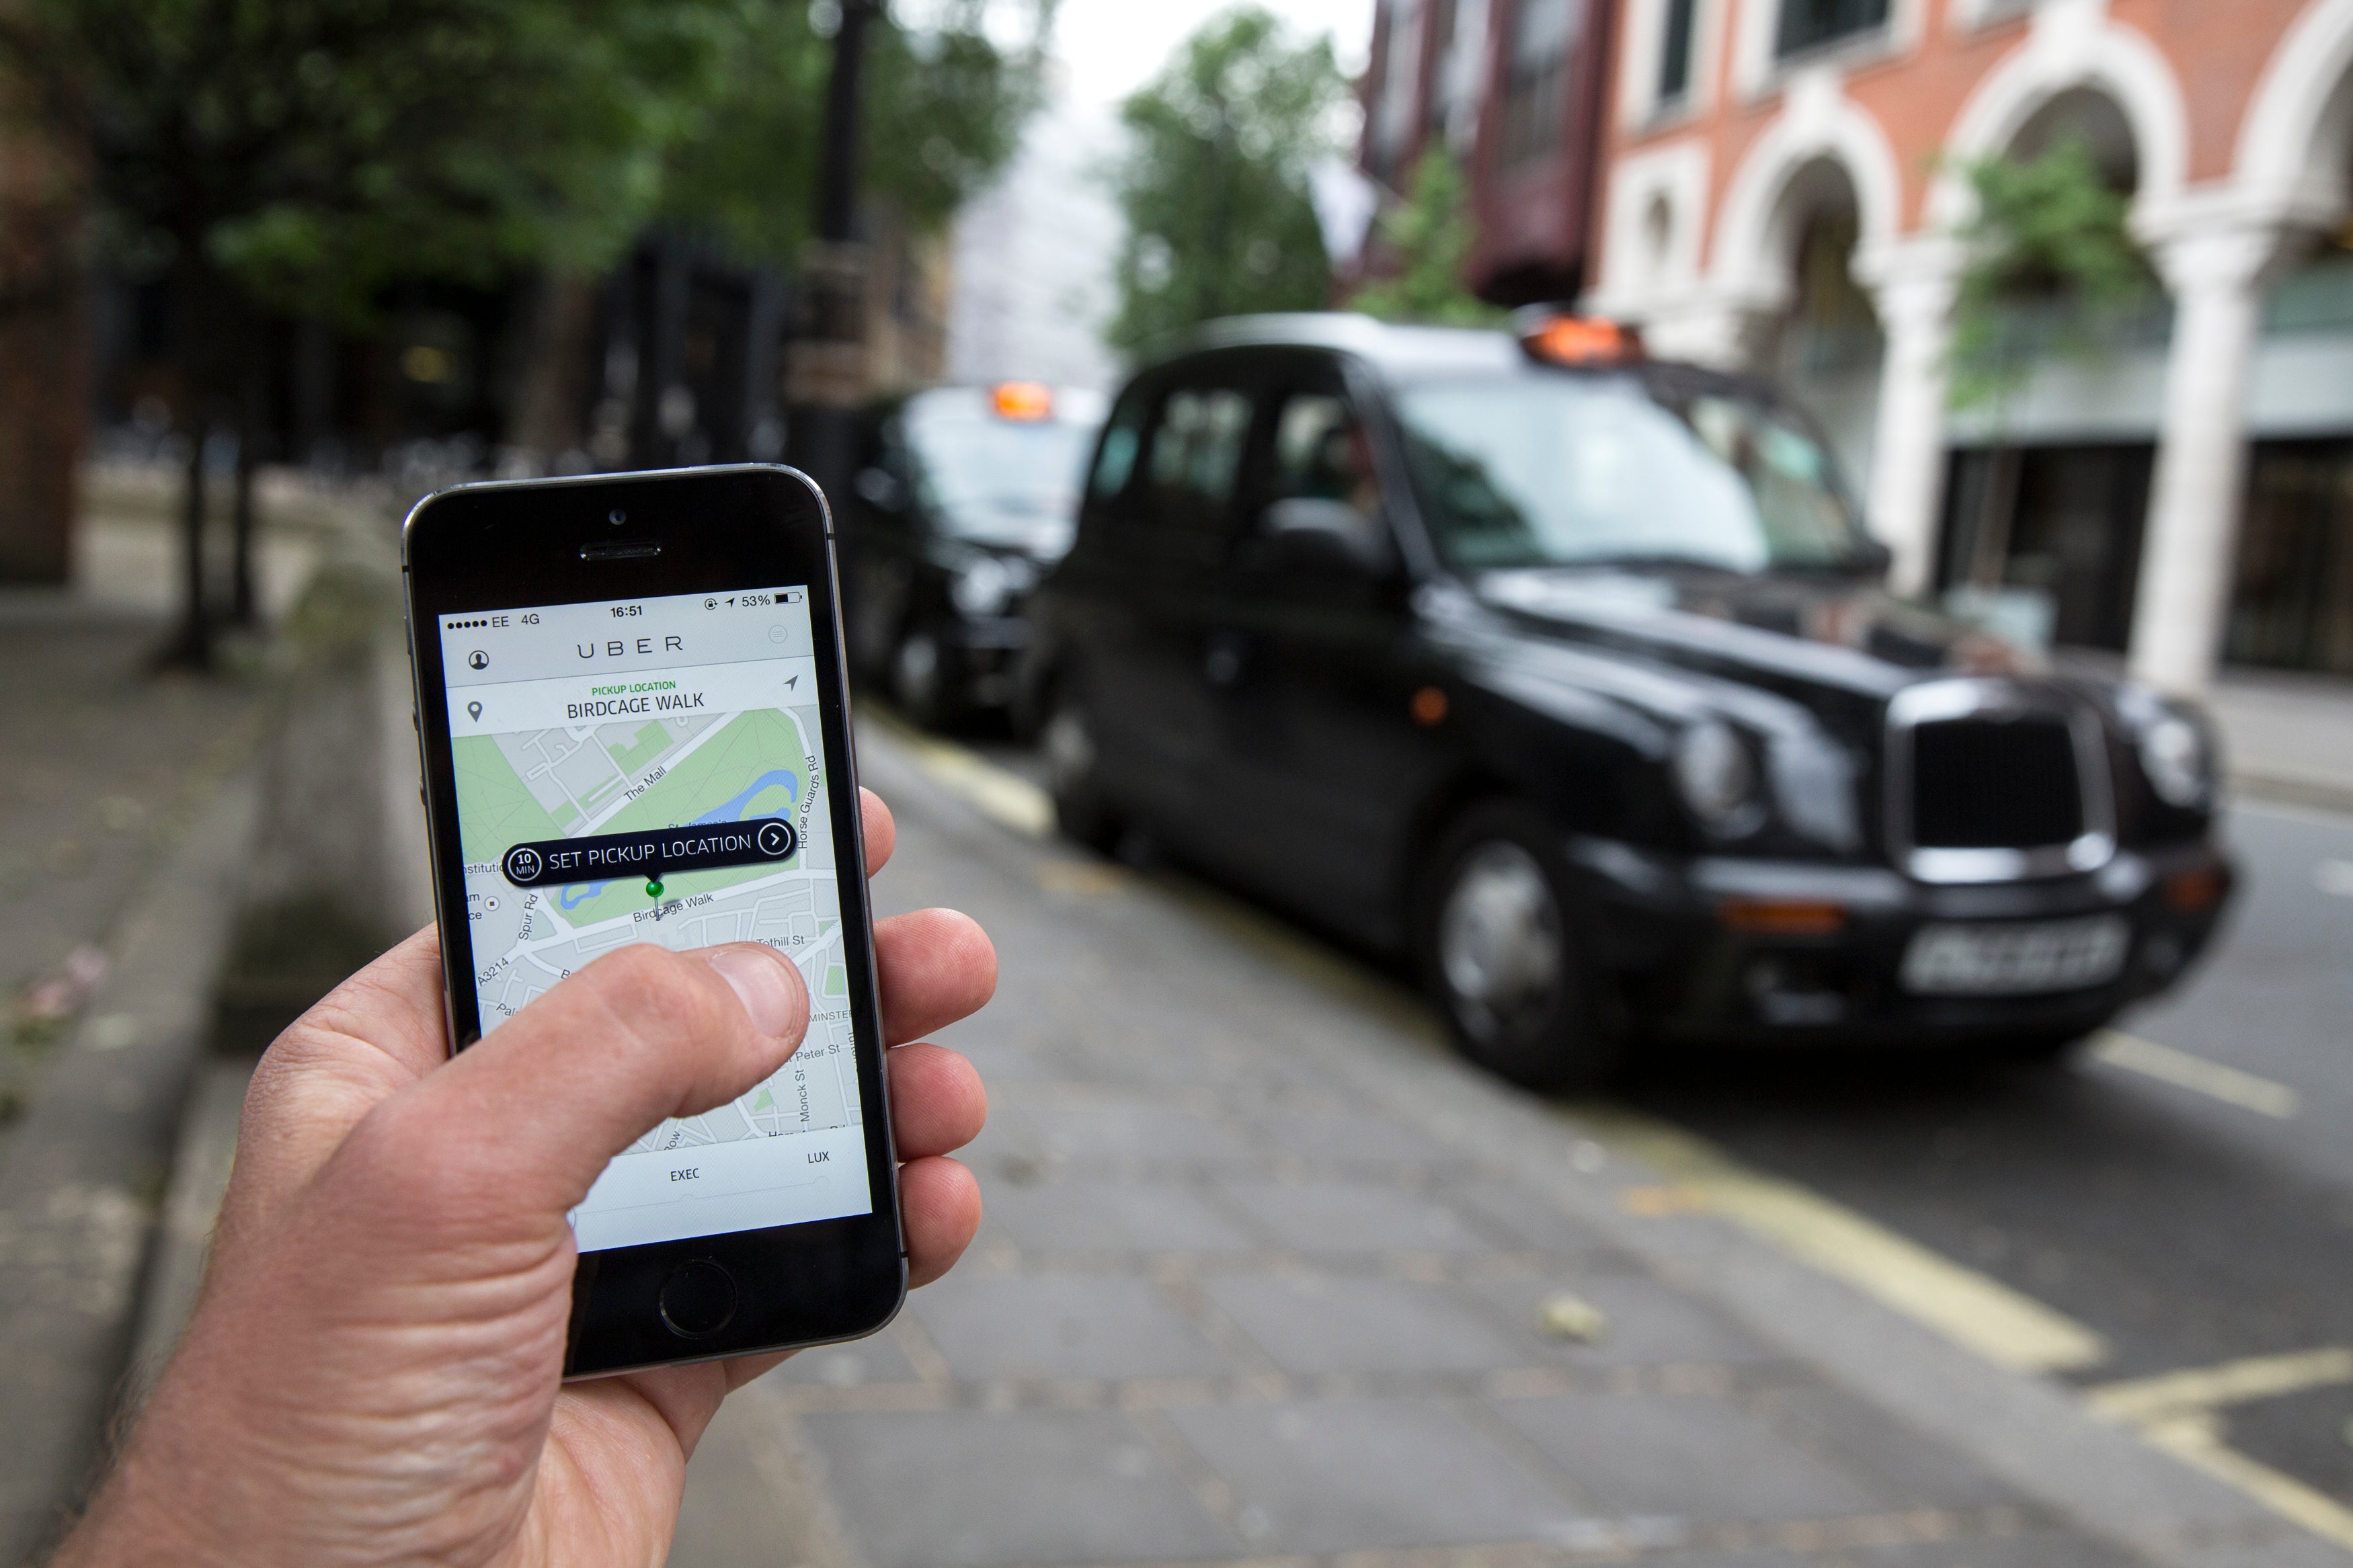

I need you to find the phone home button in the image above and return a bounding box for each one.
[657,1260,738,1340]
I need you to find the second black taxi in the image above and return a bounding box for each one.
[1019,312,2234,1087]
[838,381,1105,724]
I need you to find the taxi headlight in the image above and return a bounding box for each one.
[1673,718,1761,833]
[2139,714,2212,808]
[950,556,1018,617]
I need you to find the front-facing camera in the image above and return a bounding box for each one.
[608,509,627,526]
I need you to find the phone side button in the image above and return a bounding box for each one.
[657,1260,738,1340]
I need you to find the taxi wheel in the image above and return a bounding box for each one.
[892,626,955,729]
[1993,1028,2089,1067]
[1042,681,1122,852]
[1424,802,1620,1089]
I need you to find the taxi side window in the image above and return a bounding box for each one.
[1088,389,1151,503]
[1267,394,1382,518]
[1142,384,1254,539]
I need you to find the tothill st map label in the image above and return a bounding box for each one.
[501,818,798,889]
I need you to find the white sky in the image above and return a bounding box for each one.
[1051,0,1375,107]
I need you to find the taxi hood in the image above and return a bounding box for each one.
[1471,567,2045,705]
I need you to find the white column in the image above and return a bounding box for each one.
[2128,227,2276,697]
[1860,255,1960,600]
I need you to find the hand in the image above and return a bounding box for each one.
[57,789,992,1568]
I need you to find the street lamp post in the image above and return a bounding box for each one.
[787,0,882,506]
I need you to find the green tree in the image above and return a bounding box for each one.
[1350,148,1503,327]
[10,0,1047,665]
[657,0,1053,265]
[11,0,732,663]
[1107,7,1345,355]
[1947,139,2158,410]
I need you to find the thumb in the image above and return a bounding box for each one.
[348,942,809,1229]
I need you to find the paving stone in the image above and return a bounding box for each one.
[1465,1272,1788,1368]
[989,1085,1248,1163]
[770,1329,921,1388]
[1751,1386,2030,1512]
[801,1408,1236,1568]
[1217,1180,1494,1253]
[1230,1106,1455,1167]
[910,1272,1230,1381]
[1495,1390,1885,1522]
[1164,1396,1591,1554]
[980,1179,1257,1252]
[1203,1274,1532,1375]
[1439,1177,1648,1260]
[1853,1536,2143,1567]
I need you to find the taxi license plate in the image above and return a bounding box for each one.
[1900,915,2131,997]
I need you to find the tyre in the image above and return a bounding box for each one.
[1421,800,1620,1089]
[1040,678,1122,852]
[891,624,956,729]
[1991,1028,2091,1067]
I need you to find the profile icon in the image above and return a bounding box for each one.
[469,650,489,671]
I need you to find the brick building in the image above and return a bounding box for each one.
[1361,0,1620,301]
[1583,0,2353,692]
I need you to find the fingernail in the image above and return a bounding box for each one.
[707,946,803,1037]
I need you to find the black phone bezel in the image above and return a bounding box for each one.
[401,464,905,1378]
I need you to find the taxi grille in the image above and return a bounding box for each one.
[1909,716,2084,850]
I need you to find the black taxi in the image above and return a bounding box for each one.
[1018,313,2234,1086]
[838,381,1106,723]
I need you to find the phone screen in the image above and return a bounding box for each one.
[434,585,872,1254]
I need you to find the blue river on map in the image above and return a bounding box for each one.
[555,769,801,909]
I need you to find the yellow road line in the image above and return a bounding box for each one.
[865,714,1053,838]
[1568,1104,2108,1374]
[2090,1032,2301,1120]
[2136,1413,2353,1553]
[2085,1348,2353,1423]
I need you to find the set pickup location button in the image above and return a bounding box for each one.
[501,818,798,889]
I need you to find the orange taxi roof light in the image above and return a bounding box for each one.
[991,381,1055,421]
[1515,311,1643,368]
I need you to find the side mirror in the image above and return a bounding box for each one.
[1263,496,1391,577]
[853,467,907,513]
[1847,535,1894,580]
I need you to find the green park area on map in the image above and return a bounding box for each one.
[454,708,820,928]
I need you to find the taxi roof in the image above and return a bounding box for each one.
[1168,311,1787,407]
[1176,313,1525,378]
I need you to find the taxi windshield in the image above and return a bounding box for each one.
[902,393,1096,550]
[1393,372,1866,574]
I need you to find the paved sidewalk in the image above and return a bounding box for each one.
[2208,669,2353,815]
[672,726,2351,1568]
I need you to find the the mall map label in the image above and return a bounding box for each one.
[500,818,797,889]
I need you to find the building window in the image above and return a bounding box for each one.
[1501,0,1579,167]
[1657,0,1696,105]
[1370,0,1424,184]
[1424,0,1460,140]
[1774,0,1888,59]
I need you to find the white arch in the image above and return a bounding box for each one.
[2236,0,2353,223]
[1708,74,1906,310]
[1927,8,2190,231]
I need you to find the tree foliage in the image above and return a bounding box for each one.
[1948,139,2158,410]
[1349,149,1502,328]
[20,0,732,323]
[1107,7,1345,355]
[658,0,1051,265]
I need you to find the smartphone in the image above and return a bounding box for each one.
[401,464,903,1378]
